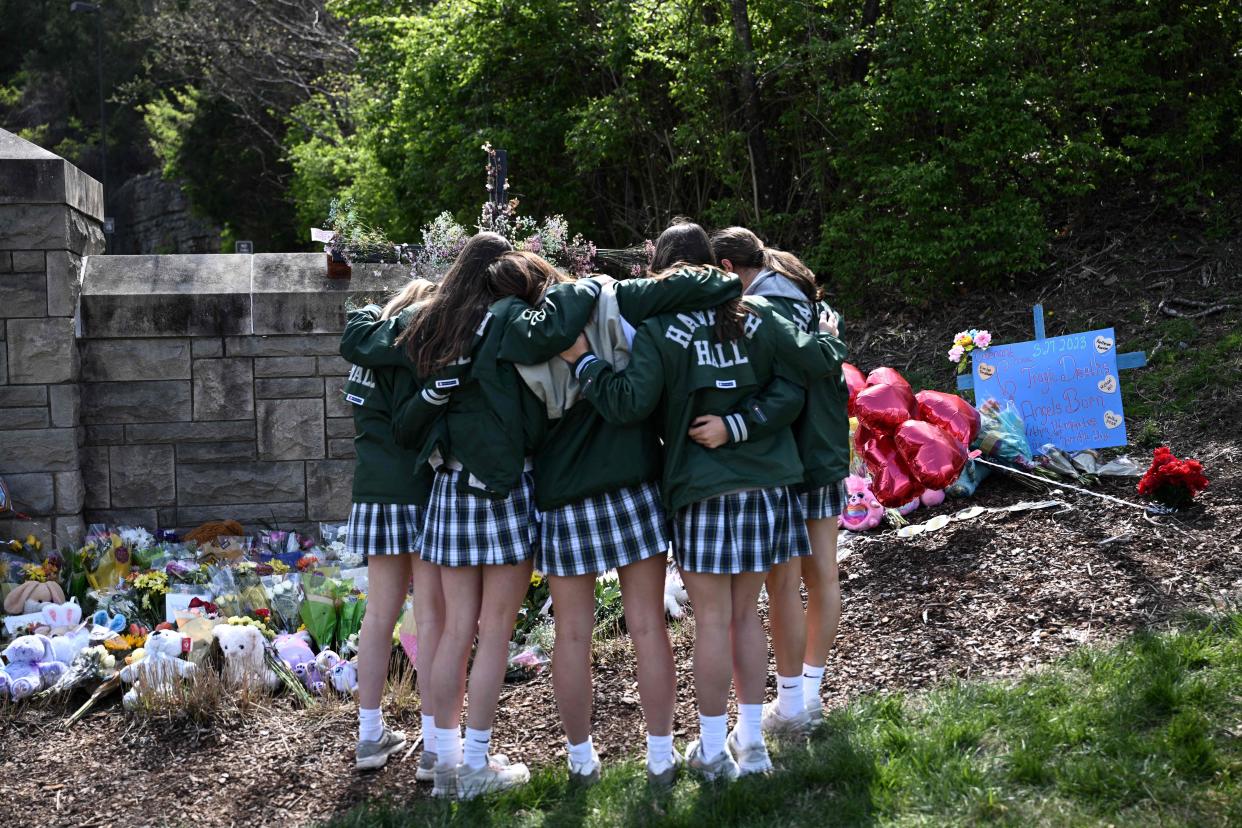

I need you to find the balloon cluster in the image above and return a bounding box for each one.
[846,364,979,507]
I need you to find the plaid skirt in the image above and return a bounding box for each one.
[800,479,849,520]
[420,469,538,567]
[346,502,425,558]
[674,486,811,574]
[537,483,670,577]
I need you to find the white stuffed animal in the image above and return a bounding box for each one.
[663,567,689,619]
[119,628,196,709]
[213,624,279,691]
[315,650,358,695]
[43,601,90,666]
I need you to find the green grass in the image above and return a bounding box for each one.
[1123,313,1242,430]
[327,613,1242,827]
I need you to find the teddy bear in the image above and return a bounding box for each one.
[3,579,66,615]
[0,634,66,700]
[42,601,91,666]
[118,628,196,710]
[274,631,324,693]
[839,474,886,532]
[315,650,358,695]
[213,624,280,691]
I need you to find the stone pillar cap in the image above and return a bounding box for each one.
[0,127,104,219]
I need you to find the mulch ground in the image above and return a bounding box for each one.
[3,220,1239,826]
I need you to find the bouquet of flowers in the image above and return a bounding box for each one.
[300,571,351,650]
[263,571,302,633]
[948,328,992,374]
[1137,447,1209,510]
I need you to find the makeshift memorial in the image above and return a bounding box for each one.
[1138,447,1209,511]
[3,576,66,616]
[274,631,323,693]
[947,328,991,374]
[0,634,65,700]
[316,649,358,695]
[214,624,280,691]
[839,475,886,532]
[119,628,196,710]
[39,644,116,698]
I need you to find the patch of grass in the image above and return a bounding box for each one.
[1125,314,1242,426]
[325,613,1242,827]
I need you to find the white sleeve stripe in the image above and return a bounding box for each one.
[732,413,749,442]
[725,413,741,443]
[574,354,600,379]
[421,388,450,406]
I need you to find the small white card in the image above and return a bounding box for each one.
[2,611,45,635]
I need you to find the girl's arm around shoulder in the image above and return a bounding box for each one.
[615,266,742,322]
[569,321,666,425]
[340,305,415,369]
[496,279,602,365]
[689,376,806,449]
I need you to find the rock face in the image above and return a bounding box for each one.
[110,171,222,255]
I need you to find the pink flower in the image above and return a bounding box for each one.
[973,330,992,349]
[947,345,965,363]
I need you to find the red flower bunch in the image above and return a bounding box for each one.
[1137,447,1209,509]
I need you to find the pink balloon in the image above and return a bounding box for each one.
[866,367,913,394]
[894,420,969,490]
[842,363,867,402]
[860,432,924,507]
[850,382,917,433]
[916,390,981,447]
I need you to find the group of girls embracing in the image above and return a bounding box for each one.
[338,219,850,800]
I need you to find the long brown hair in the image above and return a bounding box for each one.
[710,226,820,304]
[398,232,513,375]
[486,250,567,306]
[650,220,749,341]
[380,278,436,320]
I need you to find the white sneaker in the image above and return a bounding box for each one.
[806,704,825,729]
[684,739,740,782]
[431,762,457,799]
[726,729,774,776]
[354,727,408,771]
[456,758,531,800]
[647,752,683,789]
[761,701,810,740]
[415,749,437,782]
[568,746,601,787]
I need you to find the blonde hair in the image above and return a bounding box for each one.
[380,278,437,320]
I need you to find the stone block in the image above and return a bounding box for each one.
[0,203,103,251]
[0,386,47,407]
[317,355,353,376]
[158,508,179,526]
[254,356,317,377]
[6,317,76,384]
[0,342,6,384]
[324,383,351,418]
[176,502,308,527]
[81,380,191,424]
[191,337,224,358]
[326,417,355,439]
[124,420,254,444]
[192,358,254,421]
[11,250,44,271]
[46,250,82,317]
[0,407,50,429]
[176,460,305,505]
[54,471,85,513]
[0,519,46,545]
[81,339,192,381]
[54,515,86,546]
[307,459,353,521]
[255,377,323,399]
[0,428,77,473]
[224,334,343,358]
[328,439,356,459]
[0,271,49,317]
[251,253,405,335]
[79,254,251,338]
[84,508,158,528]
[257,398,324,460]
[0,251,10,272]
[4,472,55,513]
[84,425,125,445]
[49,384,80,427]
[176,441,257,463]
[82,445,109,508]
[109,444,176,507]
[0,130,104,217]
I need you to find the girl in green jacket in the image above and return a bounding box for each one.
[707,228,850,733]
[561,222,845,782]
[346,278,441,773]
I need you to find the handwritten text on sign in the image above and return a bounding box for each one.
[972,327,1127,451]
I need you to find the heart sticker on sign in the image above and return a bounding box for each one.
[1094,335,1114,354]
[1103,410,1123,429]
[1097,374,1117,394]
[977,362,996,380]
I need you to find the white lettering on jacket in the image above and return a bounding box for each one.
[346,365,375,388]
[693,340,749,368]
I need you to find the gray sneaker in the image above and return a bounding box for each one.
[568,746,601,787]
[806,704,825,729]
[761,701,810,740]
[355,727,408,771]
[726,729,774,776]
[431,763,457,799]
[457,758,531,800]
[646,752,683,789]
[685,739,740,782]
[416,749,437,782]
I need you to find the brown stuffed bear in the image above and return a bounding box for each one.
[3,579,66,615]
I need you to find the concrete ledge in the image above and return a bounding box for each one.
[0,129,103,219]
[252,253,405,335]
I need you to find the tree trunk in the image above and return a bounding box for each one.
[851,0,883,82]
[728,0,780,218]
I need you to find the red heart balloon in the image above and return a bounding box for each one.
[850,381,917,433]
[860,432,924,507]
[866,367,913,394]
[894,420,969,490]
[854,419,880,456]
[915,390,981,447]
[842,362,867,401]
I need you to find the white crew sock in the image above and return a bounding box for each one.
[421,714,436,748]
[737,703,763,747]
[699,712,728,760]
[434,725,462,768]
[777,673,804,718]
[462,726,492,769]
[647,732,674,769]
[567,736,595,768]
[358,707,384,742]
[803,662,826,710]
